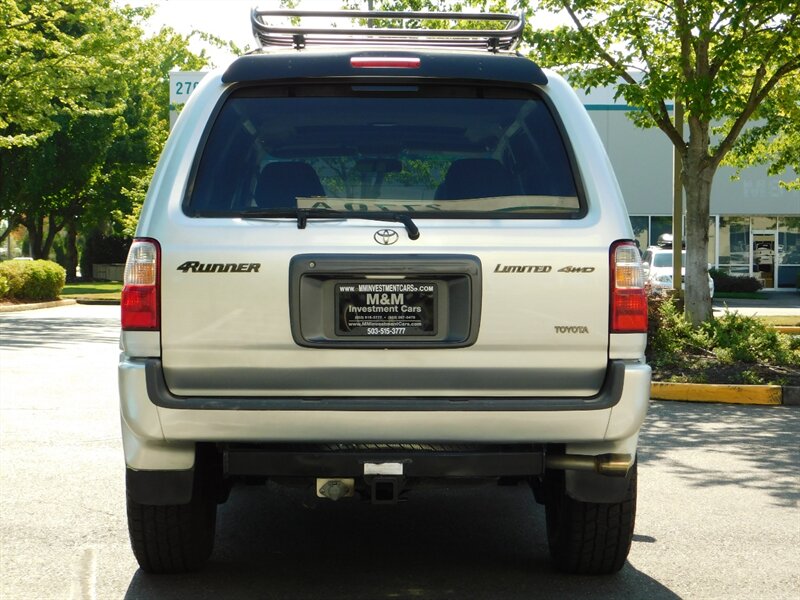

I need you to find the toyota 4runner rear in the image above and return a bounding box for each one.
[119,9,650,575]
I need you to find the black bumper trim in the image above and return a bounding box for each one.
[144,359,626,412]
[224,447,544,478]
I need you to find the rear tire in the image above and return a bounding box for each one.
[544,461,637,575]
[126,452,218,574]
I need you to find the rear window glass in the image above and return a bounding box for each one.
[186,85,583,218]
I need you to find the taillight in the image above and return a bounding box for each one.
[610,241,647,333]
[121,239,160,331]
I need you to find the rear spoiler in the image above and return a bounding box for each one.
[222,50,547,86]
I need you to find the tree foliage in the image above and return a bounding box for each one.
[346,0,800,324]
[524,0,800,324]
[0,0,134,149]
[0,0,207,275]
[724,74,800,190]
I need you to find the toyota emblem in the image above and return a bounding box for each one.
[373,229,399,245]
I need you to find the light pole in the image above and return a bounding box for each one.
[672,100,684,298]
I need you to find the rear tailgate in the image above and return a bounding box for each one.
[159,220,610,397]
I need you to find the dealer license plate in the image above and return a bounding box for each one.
[335,280,437,336]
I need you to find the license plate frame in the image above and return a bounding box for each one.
[335,280,438,337]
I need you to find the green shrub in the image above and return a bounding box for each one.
[701,311,800,366]
[0,260,66,301]
[647,295,800,377]
[709,268,763,293]
[646,294,694,366]
[0,261,28,298]
[0,273,9,299]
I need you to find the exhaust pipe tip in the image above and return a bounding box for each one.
[545,453,632,477]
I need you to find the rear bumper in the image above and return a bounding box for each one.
[119,355,650,471]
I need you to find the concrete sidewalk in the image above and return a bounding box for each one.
[713,290,800,317]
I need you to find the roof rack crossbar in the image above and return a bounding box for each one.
[251,9,524,53]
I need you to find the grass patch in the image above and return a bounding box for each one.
[61,281,122,300]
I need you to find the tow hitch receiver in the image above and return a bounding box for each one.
[364,461,405,504]
[369,476,405,504]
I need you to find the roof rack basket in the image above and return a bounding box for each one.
[251,9,525,53]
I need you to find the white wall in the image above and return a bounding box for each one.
[579,92,799,217]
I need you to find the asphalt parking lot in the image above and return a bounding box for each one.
[1,304,798,599]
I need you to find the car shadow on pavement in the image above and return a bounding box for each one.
[0,318,119,350]
[639,401,800,508]
[124,482,680,600]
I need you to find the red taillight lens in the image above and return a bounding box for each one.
[610,241,647,333]
[350,57,421,69]
[121,239,160,331]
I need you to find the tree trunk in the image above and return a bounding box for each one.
[682,120,716,325]
[65,221,79,282]
[0,214,20,245]
[22,214,64,260]
[27,216,44,259]
[40,215,60,260]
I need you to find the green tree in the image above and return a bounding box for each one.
[0,0,128,149]
[342,1,800,324]
[0,1,207,277]
[724,74,800,191]
[526,0,800,324]
[0,0,132,243]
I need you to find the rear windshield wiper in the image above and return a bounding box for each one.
[237,208,420,240]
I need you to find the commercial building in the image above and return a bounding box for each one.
[578,86,800,290]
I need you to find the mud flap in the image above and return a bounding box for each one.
[565,467,632,503]
[126,468,194,505]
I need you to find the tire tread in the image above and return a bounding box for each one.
[126,458,217,574]
[546,462,637,575]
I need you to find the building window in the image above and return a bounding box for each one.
[751,216,777,231]
[778,217,800,288]
[629,216,649,252]
[707,217,717,266]
[651,216,672,247]
[718,217,749,268]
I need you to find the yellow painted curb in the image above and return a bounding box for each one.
[651,382,782,405]
[774,326,800,335]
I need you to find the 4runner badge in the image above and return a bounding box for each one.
[176,261,261,273]
[374,229,399,245]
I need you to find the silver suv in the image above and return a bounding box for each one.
[119,9,650,575]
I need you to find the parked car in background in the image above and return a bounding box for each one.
[642,236,714,298]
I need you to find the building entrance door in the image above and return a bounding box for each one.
[752,230,778,289]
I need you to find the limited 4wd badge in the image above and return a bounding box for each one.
[494,264,551,273]
[494,264,596,274]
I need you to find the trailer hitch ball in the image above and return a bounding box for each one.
[317,478,355,501]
